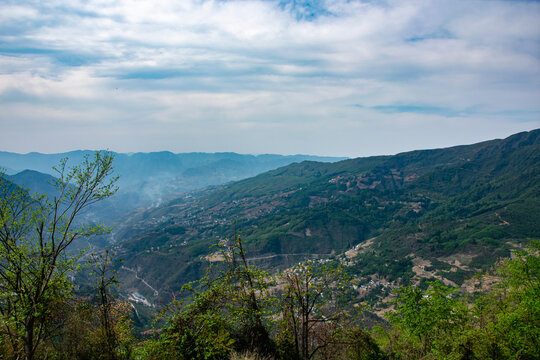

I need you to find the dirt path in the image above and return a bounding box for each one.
[245,253,330,261]
[121,266,159,296]
[495,213,510,226]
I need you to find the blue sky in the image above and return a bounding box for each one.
[0,0,539,157]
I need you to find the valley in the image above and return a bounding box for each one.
[2,130,539,322]
[108,129,539,317]
[1,130,538,359]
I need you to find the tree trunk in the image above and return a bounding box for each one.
[24,321,35,360]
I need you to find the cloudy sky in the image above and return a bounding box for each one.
[1,0,539,157]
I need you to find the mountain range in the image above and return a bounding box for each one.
[1,151,345,222]
[110,130,540,314]
[2,131,539,319]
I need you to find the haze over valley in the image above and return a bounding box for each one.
[1,151,345,220]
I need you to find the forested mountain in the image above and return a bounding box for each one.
[113,129,540,310]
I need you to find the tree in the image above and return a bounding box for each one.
[143,233,275,359]
[279,261,351,360]
[0,151,118,360]
[89,249,133,360]
[473,239,540,359]
[222,232,274,354]
[385,281,467,359]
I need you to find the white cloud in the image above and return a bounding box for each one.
[0,0,539,156]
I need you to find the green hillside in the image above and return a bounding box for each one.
[114,130,540,308]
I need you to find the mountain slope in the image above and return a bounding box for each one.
[8,170,59,198]
[114,130,540,306]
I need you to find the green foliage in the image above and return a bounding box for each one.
[142,235,275,359]
[388,281,466,353]
[164,226,186,235]
[352,253,413,283]
[0,151,118,360]
[86,250,133,360]
[144,307,235,360]
[484,239,540,358]
[341,328,387,360]
[49,298,134,360]
[376,240,540,360]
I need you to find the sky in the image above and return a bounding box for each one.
[0,0,539,157]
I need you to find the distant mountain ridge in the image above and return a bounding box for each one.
[8,170,58,199]
[0,151,346,221]
[112,130,540,309]
[0,151,345,180]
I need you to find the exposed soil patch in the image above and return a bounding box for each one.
[411,256,457,287]
[345,237,376,259]
[205,252,225,262]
